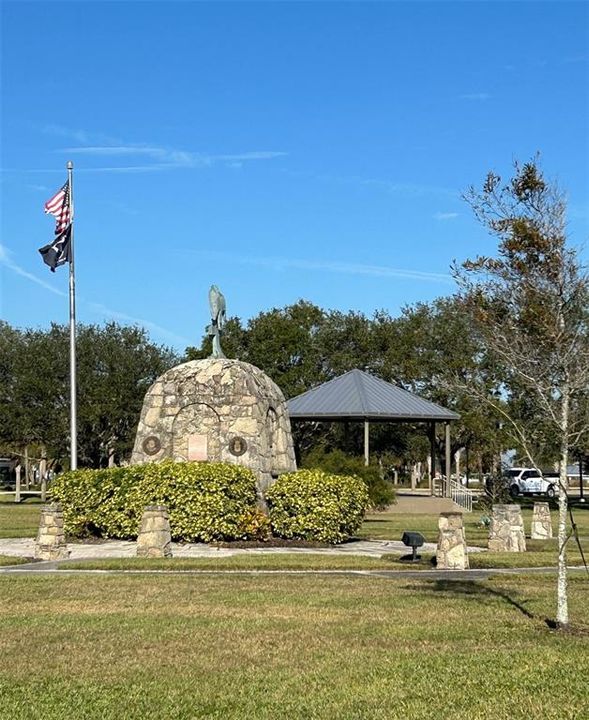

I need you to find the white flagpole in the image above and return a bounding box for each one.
[67,160,78,470]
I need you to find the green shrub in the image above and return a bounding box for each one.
[301,448,395,510]
[266,469,370,544]
[234,507,272,542]
[50,461,259,542]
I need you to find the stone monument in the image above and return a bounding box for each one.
[530,502,553,540]
[436,512,469,570]
[488,504,527,552]
[131,286,297,497]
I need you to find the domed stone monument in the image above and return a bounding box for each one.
[130,287,296,497]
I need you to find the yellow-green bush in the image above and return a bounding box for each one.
[50,461,259,542]
[266,469,369,544]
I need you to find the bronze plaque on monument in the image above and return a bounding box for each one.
[229,436,247,456]
[142,436,161,455]
[188,434,208,461]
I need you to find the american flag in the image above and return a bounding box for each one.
[44,180,72,233]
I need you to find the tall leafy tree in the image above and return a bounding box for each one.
[0,322,178,468]
[455,158,589,627]
[76,323,178,465]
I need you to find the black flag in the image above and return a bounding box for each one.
[38,224,72,271]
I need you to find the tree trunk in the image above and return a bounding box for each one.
[556,391,570,627]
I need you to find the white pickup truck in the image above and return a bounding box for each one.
[506,467,558,498]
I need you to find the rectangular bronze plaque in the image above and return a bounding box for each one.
[188,434,208,461]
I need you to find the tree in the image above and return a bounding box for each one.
[455,158,589,627]
[360,299,506,479]
[185,297,508,477]
[0,322,178,468]
[75,323,178,465]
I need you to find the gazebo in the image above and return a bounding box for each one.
[287,369,459,497]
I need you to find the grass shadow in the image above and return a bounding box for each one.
[403,579,535,619]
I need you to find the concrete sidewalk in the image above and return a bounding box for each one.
[0,537,486,561]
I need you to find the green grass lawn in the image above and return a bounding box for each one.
[0,572,587,720]
[0,555,28,566]
[0,496,43,538]
[59,553,401,572]
[359,504,589,546]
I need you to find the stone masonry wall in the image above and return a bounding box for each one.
[531,502,553,540]
[35,503,70,561]
[136,505,173,558]
[488,504,527,552]
[436,512,469,570]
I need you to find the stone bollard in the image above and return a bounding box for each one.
[35,503,70,561]
[136,505,173,558]
[488,504,526,552]
[436,512,469,570]
[531,502,553,540]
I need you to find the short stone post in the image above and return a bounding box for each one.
[531,502,553,540]
[136,505,173,558]
[35,503,70,560]
[436,512,469,570]
[488,504,526,552]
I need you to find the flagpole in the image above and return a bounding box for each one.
[67,160,78,470]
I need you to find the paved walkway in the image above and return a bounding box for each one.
[0,537,486,561]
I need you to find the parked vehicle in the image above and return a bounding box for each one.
[505,467,558,498]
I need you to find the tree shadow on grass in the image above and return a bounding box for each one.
[403,580,535,619]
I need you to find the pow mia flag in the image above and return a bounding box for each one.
[39,223,72,271]
[39,180,72,271]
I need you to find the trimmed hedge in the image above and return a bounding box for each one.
[266,469,369,544]
[50,461,259,542]
[301,448,396,510]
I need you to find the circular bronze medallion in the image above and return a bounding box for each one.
[229,436,247,456]
[142,435,161,455]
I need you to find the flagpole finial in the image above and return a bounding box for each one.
[67,160,73,170]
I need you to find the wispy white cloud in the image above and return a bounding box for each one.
[197,252,453,284]
[42,124,119,146]
[86,303,190,346]
[40,126,287,173]
[434,212,459,221]
[0,244,67,297]
[56,143,287,172]
[0,244,189,345]
[460,93,491,101]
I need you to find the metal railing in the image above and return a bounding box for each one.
[449,479,474,513]
[433,477,474,513]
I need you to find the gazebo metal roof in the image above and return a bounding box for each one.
[287,369,459,422]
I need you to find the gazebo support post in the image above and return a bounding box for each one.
[364,420,370,466]
[429,422,436,496]
[445,422,452,498]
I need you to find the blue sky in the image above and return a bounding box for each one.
[1,0,588,351]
